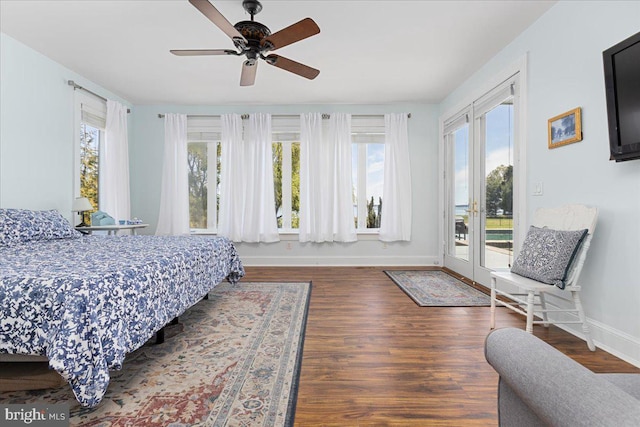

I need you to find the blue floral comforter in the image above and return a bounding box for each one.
[0,235,244,407]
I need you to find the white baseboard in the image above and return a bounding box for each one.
[508,293,640,368]
[556,318,640,368]
[240,255,440,267]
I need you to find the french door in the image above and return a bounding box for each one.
[443,75,520,286]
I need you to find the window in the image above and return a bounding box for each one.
[185,114,386,235]
[352,116,385,230]
[272,116,301,231]
[187,117,221,232]
[75,93,106,212]
[273,141,300,230]
[80,123,101,209]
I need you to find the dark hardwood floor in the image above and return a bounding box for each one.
[242,266,640,427]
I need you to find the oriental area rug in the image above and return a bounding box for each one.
[0,281,311,427]
[385,270,490,307]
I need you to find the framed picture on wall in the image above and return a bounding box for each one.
[548,107,582,148]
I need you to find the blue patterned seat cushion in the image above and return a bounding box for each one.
[511,226,588,289]
[0,208,81,246]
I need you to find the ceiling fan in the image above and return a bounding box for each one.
[171,0,320,86]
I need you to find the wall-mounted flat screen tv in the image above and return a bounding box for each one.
[603,31,640,162]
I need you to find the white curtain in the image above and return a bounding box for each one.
[299,113,356,242]
[156,113,190,235]
[243,113,279,242]
[299,113,326,241]
[218,114,244,241]
[102,100,130,223]
[379,113,412,241]
[218,113,279,242]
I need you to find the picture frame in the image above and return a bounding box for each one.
[548,107,582,149]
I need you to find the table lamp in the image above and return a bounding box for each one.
[72,197,93,227]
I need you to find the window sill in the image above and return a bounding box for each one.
[190,230,381,240]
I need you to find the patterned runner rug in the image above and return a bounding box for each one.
[0,281,311,426]
[385,270,490,307]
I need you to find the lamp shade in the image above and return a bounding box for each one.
[72,197,93,212]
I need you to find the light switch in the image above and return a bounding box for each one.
[533,182,543,196]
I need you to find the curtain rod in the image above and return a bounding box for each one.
[157,113,411,119]
[67,80,130,113]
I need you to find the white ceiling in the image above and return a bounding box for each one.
[0,0,555,106]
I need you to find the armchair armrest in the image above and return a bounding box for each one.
[485,328,640,426]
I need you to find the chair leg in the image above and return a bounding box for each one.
[539,292,549,327]
[490,277,497,330]
[525,291,535,333]
[573,291,595,351]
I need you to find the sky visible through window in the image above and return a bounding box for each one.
[367,143,385,203]
[350,144,385,202]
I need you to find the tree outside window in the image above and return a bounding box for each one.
[80,123,99,211]
[273,142,300,229]
[485,164,513,216]
[188,142,220,229]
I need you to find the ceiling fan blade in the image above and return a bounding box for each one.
[261,18,320,51]
[188,0,247,44]
[265,54,319,80]
[240,60,258,86]
[170,49,236,56]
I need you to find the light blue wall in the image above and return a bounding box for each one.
[131,104,440,265]
[440,1,640,363]
[0,33,131,220]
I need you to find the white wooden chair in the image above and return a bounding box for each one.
[490,204,598,350]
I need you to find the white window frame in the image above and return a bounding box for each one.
[187,116,222,233]
[73,91,106,202]
[351,115,385,232]
[272,115,300,233]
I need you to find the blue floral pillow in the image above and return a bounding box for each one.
[511,226,588,289]
[0,209,81,246]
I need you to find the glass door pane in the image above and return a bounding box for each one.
[444,115,473,280]
[453,125,470,261]
[481,101,514,270]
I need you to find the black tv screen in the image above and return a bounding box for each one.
[603,31,640,162]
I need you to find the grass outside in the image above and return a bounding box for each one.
[459,216,513,229]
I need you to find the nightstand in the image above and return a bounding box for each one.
[75,224,149,235]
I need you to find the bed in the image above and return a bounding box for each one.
[0,208,244,407]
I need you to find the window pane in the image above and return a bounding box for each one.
[453,125,470,261]
[352,144,358,227]
[188,143,208,229]
[273,142,283,228]
[80,123,99,211]
[366,143,384,228]
[291,142,300,229]
[273,141,300,230]
[212,143,221,229]
[483,102,514,269]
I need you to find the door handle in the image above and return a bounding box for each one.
[466,200,479,216]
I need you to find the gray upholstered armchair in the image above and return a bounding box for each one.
[485,328,640,426]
